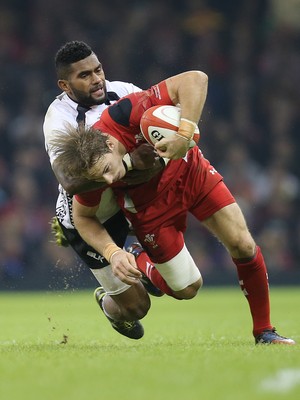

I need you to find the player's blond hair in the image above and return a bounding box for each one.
[50,124,111,178]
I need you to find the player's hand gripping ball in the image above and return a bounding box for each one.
[140,105,200,148]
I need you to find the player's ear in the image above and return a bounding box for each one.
[58,79,69,92]
[106,138,115,151]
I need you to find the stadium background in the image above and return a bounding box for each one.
[0,0,300,290]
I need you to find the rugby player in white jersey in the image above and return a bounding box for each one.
[43,41,163,340]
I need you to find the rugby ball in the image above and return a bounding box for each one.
[140,105,199,148]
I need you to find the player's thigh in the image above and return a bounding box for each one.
[155,244,202,292]
[202,203,256,255]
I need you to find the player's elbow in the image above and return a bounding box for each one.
[192,70,208,90]
[52,161,78,195]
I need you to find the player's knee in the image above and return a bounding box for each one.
[122,297,151,320]
[113,283,151,320]
[173,277,203,300]
[228,231,256,259]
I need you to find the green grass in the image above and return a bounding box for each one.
[0,287,299,400]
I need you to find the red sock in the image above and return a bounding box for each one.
[233,246,272,336]
[135,251,174,296]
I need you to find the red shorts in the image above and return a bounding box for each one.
[118,148,236,263]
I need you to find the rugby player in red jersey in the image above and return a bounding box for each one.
[50,71,295,345]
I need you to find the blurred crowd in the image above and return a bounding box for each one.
[1,0,300,289]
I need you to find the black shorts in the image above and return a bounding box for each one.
[59,210,130,269]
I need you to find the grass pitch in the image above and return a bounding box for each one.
[0,287,299,400]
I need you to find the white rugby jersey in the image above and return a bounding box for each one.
[43,80,142,229]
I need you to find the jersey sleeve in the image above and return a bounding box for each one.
[108,81,142,96]
[74,188,105,207]
[129,80,173,127]
[43,101,77,165]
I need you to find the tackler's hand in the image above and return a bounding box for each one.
[121,143,165,185]
[110,249,143,285]
[130,143,161,170]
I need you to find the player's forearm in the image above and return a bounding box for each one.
[73,200,140,281]
[74,213,115,256]
[63,176,106,195]
[72,199,116,257]
[52,160,106,195]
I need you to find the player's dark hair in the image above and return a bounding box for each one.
[55,41,93,79]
